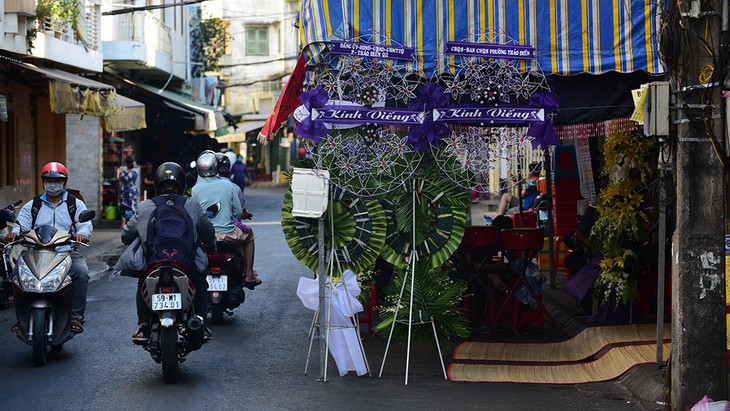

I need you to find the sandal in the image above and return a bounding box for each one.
[132,323,150,344]
[70,319,84,334]
[203,327,213,342]
[243,278,262,290]
[10,322,19,333]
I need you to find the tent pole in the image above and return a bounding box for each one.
[656,169,667,362]
[544,149,557,288]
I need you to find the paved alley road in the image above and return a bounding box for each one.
[0,187,651,410]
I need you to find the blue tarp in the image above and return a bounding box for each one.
[299,0,664,76]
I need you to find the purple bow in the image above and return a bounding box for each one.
[294,86,330,142]
[527,91,560,150]
[406,83,451,152]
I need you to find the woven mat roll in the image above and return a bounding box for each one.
[454,324,671,362]
[449,343,671,384]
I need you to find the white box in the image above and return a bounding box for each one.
[291,168,329,218]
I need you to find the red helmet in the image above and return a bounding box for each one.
[41,162,68,179]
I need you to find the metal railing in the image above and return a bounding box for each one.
[105,10,172,55]
[40,1,101,51]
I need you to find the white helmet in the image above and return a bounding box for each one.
[224,151,237,168]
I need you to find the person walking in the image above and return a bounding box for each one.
[118,156,140,226]
[229,155,250,193]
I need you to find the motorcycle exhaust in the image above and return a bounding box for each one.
[185,315,204,351]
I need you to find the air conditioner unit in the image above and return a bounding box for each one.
[643,81,670,137]
[679,0,702,17]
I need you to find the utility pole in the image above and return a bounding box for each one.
[669,0,727,408]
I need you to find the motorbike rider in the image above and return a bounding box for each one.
[119,162,216,343]
[5,162,92,333]
[192,151,261,289]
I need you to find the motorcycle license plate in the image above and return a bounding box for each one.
[152,293,182,311]
[539,210,548,221]
[206,275,228,291]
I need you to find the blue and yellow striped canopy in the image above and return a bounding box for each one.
[299,0,664,76]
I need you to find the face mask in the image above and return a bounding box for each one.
[236,157,243,163]
[44,182,64,197]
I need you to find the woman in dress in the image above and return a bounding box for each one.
[118,156,140,227]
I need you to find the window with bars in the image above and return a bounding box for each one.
[245,26,269,56]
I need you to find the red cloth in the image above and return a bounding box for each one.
[257,53,307,144]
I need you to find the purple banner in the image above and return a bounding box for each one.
[434,107,544,124]
[330,41,415,61]
[445,41,536,60]
[312,105,423,125]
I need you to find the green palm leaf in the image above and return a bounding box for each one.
[374,260,471,343]
[281,187,387,276]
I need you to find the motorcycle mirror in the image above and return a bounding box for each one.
[78,210,96,223]
[118,204,134,220]
[0,209,14,223]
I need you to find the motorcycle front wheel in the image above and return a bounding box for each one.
[31,309,48,366]
[160,326,179,383]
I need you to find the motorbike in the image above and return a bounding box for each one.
[204,203,248,325]
[0,200,23,308]
[138,259,206,383]
[0,207,95,366]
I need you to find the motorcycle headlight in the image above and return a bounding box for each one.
[16,256,71,293]
[39,258,71,293]
[16,256,40,292]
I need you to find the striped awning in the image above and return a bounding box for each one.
[298,0,664,76]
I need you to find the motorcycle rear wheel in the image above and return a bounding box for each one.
[210,305,224,325]
[160,327,179,384]
[31,309,48,366]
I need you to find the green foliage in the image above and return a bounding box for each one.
[190,8,230,76]
[380,163,470,270]
[27,0,82,53]
[375,260,471,343]
[281,187,387,276]
[592,131,657,304]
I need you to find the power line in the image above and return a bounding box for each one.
[219,72,290,89]
[102,0,207,16]
[219,55,298,68]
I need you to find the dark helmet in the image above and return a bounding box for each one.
[215,152,231,176]
[196,150,218,177]
[153,162,186,195]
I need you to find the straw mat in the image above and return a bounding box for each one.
[448,343,671,384]
[454,324,670,362]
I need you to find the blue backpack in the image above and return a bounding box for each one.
[145,194,196,269]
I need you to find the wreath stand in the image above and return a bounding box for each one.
[378,179,448,385]
[304,194,371,381]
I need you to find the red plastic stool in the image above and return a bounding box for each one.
[358,284,378,335]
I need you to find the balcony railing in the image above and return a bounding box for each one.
[39,1,101,51]
[105,10,172,56]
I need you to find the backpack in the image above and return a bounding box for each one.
[145,194,196,269]
[31,194,77,231]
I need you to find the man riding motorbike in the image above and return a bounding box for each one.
[117,162,216,343]
[5,162,92,333]
[192,151,261,289]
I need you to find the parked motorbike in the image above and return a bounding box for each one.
[204,203,248,325]
[138,259,206,383]
[0,200,23,308]
[0,207,95,366]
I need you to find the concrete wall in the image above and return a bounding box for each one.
[65,115,102,219]
[216,0,300,116]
